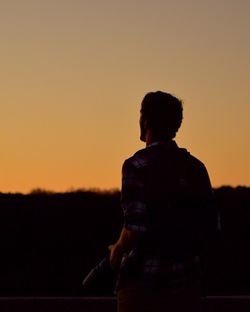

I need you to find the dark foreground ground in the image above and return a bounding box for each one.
[1,296,250,312]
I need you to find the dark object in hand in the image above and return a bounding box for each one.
[82,257,116,295]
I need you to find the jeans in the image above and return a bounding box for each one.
[117,278,202,312]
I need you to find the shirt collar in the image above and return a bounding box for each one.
[147,140,178,149]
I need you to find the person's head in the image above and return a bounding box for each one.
[140,91,183,142]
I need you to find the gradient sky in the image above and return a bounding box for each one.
[1,0,250,193]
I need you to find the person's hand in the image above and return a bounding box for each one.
[108,243,124,271]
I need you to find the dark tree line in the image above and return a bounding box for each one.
[0,186,249,296]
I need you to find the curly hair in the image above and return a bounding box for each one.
[141,91,183,140]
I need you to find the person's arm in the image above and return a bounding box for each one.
[109,227,141,270]
[109,158,147,270]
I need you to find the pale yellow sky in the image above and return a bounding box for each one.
[1,0,250,193]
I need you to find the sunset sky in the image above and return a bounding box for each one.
[1,0,250,193]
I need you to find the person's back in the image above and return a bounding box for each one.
[143,143,216,260]
[109,91,218,312]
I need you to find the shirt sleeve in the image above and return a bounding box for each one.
[121,159,147,232]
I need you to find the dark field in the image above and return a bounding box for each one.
[0,186,250,297]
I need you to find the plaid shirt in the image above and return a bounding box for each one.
[117,140,216,291]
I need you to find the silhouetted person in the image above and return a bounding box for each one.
[109,91,218,312]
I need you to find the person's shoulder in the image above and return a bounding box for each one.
[123,147,152,169]
[180,148,209,174]
[183,149,205,167]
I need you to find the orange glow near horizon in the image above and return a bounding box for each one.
[1,1,250,193]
